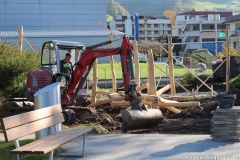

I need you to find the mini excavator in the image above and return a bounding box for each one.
[26,35,162,131]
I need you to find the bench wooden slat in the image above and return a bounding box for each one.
[11,128,92,154]
[5,113,64,142]
[33,128,92,154]
[10,129,70,153]
[1,104,62,130]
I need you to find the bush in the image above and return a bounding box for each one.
[215,46,240,59]
[0,42,40,97]
[181,72,195,85]
[182,72,215,85]
[0,91,11,118]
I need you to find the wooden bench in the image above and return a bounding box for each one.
[1,104,92,160]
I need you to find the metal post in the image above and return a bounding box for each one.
[226,25,230,92]
[34,82,61,139]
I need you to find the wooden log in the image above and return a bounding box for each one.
[96,90,113,96]
[110,96,125,101]
[109,32,117,92]
[147,49,157,95]
[136,83,149,93]
[168,36,176,95]
[111,101,130,107]
[108,93,125,98]
[156,84,171,96]
[133,40,141,87]
[88,99,112,108]
[163,107,181,114]
[142,95,159,101]
[158,101,200,107]
[91,59,98,103]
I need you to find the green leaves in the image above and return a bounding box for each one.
[0,42,40,97]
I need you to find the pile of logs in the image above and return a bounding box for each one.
[88,38,200,113]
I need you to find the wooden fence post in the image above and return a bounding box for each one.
[168,36,176,95]
[18,26,23,51]
[109,33,116,92]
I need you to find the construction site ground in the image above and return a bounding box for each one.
[2,84,240,159]
[68,84,240,135]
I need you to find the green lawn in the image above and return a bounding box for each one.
[0,139,52,160]
[89,63,213,80]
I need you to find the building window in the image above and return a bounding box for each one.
[147,24,151,28]
[139,24,144,28]
[140,31,144,34]
[122,16,127,20]
[168,31,171,34]
[148,38,152,40]
[147,31,152,35]
[167,24,171,27]
[116,24,124,28]
[154,31,158,34]
[154,24,158,28]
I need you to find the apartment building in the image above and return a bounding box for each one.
[223,14,240,50]
[108,11,176,41]
[172,11,233,55]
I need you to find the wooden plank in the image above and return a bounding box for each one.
[2,104,62,130]
[12,128,92,154]
[33,128,92,154]
[5,114,64,142]
[11,129,71,153]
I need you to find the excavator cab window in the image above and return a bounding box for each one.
[41,42,58,74]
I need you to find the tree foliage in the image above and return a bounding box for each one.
[0,42,40,97]
[215,46,240,59]
[107,0,130,17]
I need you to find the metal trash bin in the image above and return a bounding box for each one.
[34,82,61,139]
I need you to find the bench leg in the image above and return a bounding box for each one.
[59,134,87,158]
[14,139,21,160]
[49,151,54,160]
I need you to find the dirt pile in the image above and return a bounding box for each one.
[69,94,218,134]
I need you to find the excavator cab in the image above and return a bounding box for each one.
[26,40,88,104]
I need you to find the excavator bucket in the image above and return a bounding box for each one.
[120,108,163,131]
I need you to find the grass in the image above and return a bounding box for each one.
[88,62,213,80]
[0,139,52,160]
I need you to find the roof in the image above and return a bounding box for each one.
[178,11,233,18]
[0,30,125,38]
[222,14,240,23]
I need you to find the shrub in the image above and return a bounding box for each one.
[0,90,11,118]
[215,46,240,59]
[181,72,195,85]
[0,42,40,97]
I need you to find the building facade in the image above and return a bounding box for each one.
[172,11,233,55]
[109,10,176,41]
[223,14,240,51]
[0,0,107,31]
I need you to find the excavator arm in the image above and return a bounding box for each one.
[62,35,140,108]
